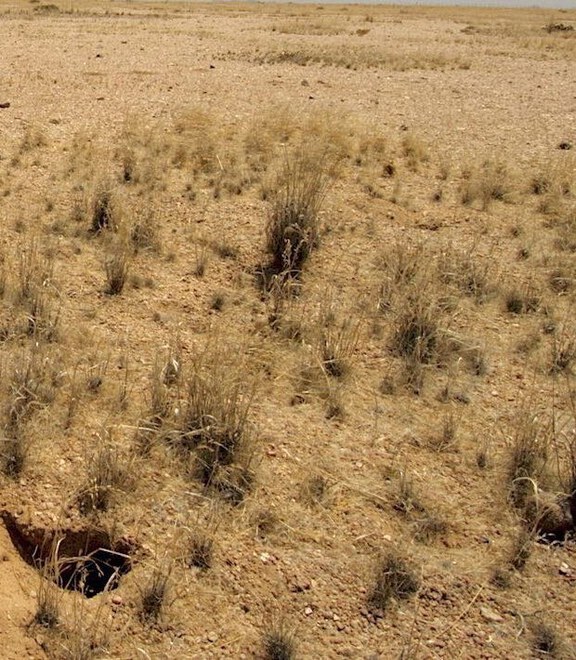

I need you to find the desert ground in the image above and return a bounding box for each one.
[0,0,575,657]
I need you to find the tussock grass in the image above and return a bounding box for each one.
[509,527,535,571]
[1,346,59,475]
[507,411,550,509]
[300,473,330,507]
[265,145,334,281]
[104,240,130,296]
[461,159,516,210]
[263,622,297,660]
[315,300,361,380]
[438,244,495,304]
[174,346,257,504]
[505,284,542,315]
[531,620,565,658]
[34,580,60,629]
[368,551,420,613]
[401,133,429,172]
[186,529,214,570]
[139,563,172,625]
[89,182,118,234]
[130,209,160,254]
[77,439,134,514]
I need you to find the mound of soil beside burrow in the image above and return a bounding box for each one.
[0,510,138,598]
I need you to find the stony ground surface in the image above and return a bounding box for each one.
[0,1,575,658]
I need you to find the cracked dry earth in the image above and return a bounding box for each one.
[0,1,576,658]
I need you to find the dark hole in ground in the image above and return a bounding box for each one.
[0,510,137,598]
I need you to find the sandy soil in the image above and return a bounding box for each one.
[0,1,575,658]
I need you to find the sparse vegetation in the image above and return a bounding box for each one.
[0,5,575,658]
[368,551,420,613]
[139,564,171,625]
[77,440,133,514]
[263,623,297,660]
[531,620,564,657]
[265,146,333,280]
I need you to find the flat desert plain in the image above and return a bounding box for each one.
[0,1,575,658]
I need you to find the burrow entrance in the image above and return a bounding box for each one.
[1,510,137,598]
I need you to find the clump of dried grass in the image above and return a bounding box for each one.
[138,563,172,625]
[77,438,134,514]
[263,621,297,660]
[507,410,550,509]
[265,145,334,281]
[104,240,130,296]
[174,346,257,504]
[461,159,516,210]
[367,550,420,613]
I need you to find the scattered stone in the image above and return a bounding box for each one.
[111,594,123,605]
[0,102,10,109]
[207,631,218,643]
[558,141,573,150]
[559,562,572,576]
[480,606,503,623]
[301,79,309,87]
[304,606,313,616]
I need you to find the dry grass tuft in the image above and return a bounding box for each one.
[531,620,565,658]
[174,347,257,504]
[505,285,542,315]
[368,551,420,613]
[138,563,172,625]
[509,526,535,571]
[77,439,134,514]
[402,133,429,172]
[264,145,335,281]
[461,159,516,210]
[507,411,550,509]
[33,574,60,629]
[186,527,215,570]
[263,622,297,660]
[104,240,130,296]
